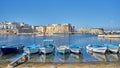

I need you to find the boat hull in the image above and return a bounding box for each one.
[57,45,70,54]
[40,47,54,54]
[70,48,82,54]
[69,44,82,54]
[0,45,23,54]
[57,49,70,54]
[23,44,40,54]
[104,44,119,54]
[1,48,21,54]
[24,48,39,54]
[86,45,107,54]
[108,48,119,54]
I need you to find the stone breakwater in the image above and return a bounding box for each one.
[98,35,120,38]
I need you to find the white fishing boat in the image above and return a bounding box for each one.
[86,44,107,54]
[69,44,82,54]
[57,45,70,54]
[23,44,40,54]
[39,39,55,54]
[104,44,119,54]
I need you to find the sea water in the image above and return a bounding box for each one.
[0,34,120,63]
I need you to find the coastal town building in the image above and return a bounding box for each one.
[0,22,19,34]
[35,26,46,33]
[0,21,105,35]
[45,23,74,33]
[0,21,33,34]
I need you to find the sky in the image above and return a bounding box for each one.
[0,0,120,30]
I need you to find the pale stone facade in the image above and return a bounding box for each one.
[78,28,104,34]
[0,29,18,34]
[0,22,18,29]
[0,22,33,34]
[36,26,46,33]
[45,23,74,33]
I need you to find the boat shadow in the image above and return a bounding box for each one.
[26,53,54,63]
[70,53,83,63]
[57,53,70,63]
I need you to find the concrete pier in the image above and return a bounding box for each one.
[98,35,120,38]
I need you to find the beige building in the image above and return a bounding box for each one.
[78,28,104,34]
[45,23,74,33]
[35,26,46,33]
[0,21,33,34]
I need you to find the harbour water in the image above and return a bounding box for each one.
[0,34,120,63]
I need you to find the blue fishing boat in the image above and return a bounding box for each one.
[0,44,24,55]
[69,44,82,54]
[86,44,107,54]
[57,45,70,54]
[104,44,119,54]
[23,44,40,54]
[39,39,55,54]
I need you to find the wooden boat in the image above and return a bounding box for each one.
[69,44,82,54]
[86,44,107,54]
[104,44,119,54]
[23,44,40,54]
[0,44,24,55]
[57,45,70,54]
[39,39,55,54]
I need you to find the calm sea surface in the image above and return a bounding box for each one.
[0,34,120,63]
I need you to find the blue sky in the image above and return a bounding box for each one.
[0,0,120,30]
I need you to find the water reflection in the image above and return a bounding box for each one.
[38,53,54,63]
[0,53,18,63]
[57,53,70,63]
[88,52,107,62]
[70,53,83,62]
[106,53,119,62]
[27,54,40,62]
[87,50,119,62]
[0,34,120,63]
